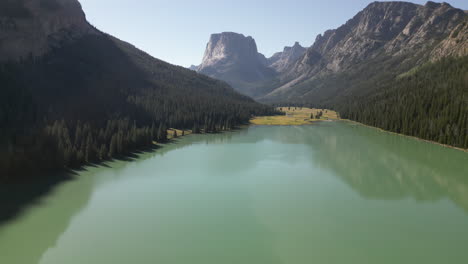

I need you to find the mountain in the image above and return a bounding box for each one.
[0,0,96,62]
[197,32,276,95]
[257,1,467,149]
[267,42,306,73]
[431,17,468,60]
[0,0,276,180]
[188,65,199,71]
[261,1,467,101]
[190,1,467,148]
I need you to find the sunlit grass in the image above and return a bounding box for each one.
[251,107,339,126]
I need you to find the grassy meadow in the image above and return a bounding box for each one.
[251,107,339,126]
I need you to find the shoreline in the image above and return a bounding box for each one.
[250,108,466,153]
[250,107,339,126]
[341,119,468,153]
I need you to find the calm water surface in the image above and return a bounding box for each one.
[1,121,468,264]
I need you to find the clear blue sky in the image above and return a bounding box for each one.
[79,0,468,67]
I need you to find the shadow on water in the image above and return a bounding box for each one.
[0,170,95,264]
[0,145,164,264]
[0,130,246,234]
[0,129,282,264]
[0,171,76,226]
[0,122,466,263]
[2,122,467,229]
[0,142,164,227]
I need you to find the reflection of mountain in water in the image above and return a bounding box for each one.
[250,122,468,212]
[152,123,468,213]
[1,122,466,263]
[159,123,468,212]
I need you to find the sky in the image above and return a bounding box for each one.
[79,0,468,67]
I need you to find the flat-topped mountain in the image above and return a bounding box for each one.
[267,42,306,73]
[197,32,276,95]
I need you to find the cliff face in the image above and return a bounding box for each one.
[431,17,468,60]
[265,1,467,99]
[0,0,96,62]
[197,32,276,95]
[267,42,306,73]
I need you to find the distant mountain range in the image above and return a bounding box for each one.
[192,1,467,101]
[191,1,468,149]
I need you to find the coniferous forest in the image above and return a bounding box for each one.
[271,56,468,150]
[0,34,278,181]
[337,56,468,149]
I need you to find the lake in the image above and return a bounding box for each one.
[1,121,468,264]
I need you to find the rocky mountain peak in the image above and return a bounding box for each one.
[198,32,261,72]
[197,32,275,95]
[262,1,467,101]
[0,0,96,62]
[285,1,466,76]
[188,65,199,71]
[268,42,306,73]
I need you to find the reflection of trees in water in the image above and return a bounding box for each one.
[261,122,468,212]
[192,123,468,212]
[161,123,468,213]
[1,122,466,263]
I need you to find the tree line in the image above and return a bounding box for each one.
[336,56,468,149]
[0,34,279,181]
[270,56,467,149]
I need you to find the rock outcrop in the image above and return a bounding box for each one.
[197,32,276,95]
[188,65,199,71]
[431,17,468,60]
[0,0,96,62]
[264,1,467,100]
[267,42,306,73]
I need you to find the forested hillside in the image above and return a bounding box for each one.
[0,24,276,181]
[255,2,468,149]
[337,56,468,149]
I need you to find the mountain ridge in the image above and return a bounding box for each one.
[267,42,306,73]
[259,0,467,101]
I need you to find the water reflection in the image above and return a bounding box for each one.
[249,123,468,211]
[152,122,468,211]
[0,121,467,264]
[152,123,468,211]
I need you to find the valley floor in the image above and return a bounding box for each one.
[250,107,339,126]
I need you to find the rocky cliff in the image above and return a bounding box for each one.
[431,16,468,60]
[267,42,306,73]
[263,1,467,100]
[197,32,276,95]
[0,0,97,62]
